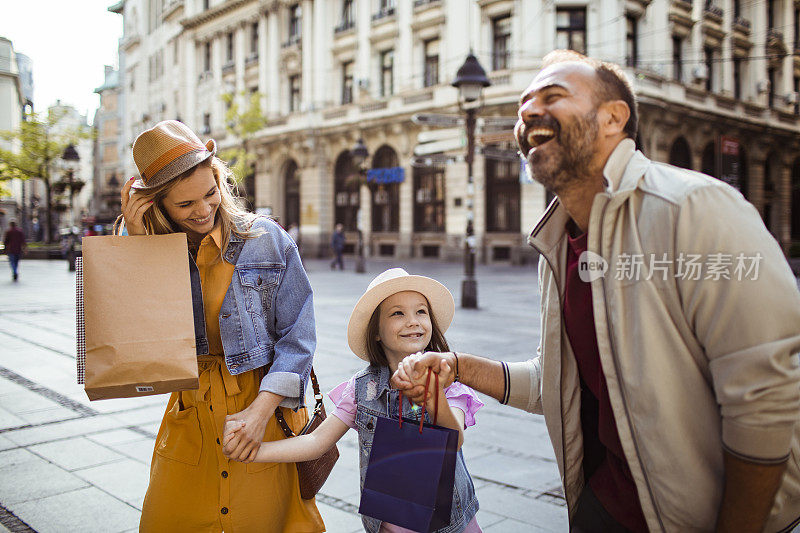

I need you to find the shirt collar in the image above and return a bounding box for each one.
[200,223,224,251]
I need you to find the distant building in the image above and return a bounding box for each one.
[0,36,29,236]
[92,66,125,227]
[115,0,800,261]
[49,101,94,232]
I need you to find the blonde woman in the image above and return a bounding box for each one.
[117,120,324,532]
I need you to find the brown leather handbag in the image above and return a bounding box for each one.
[274,368,340,499]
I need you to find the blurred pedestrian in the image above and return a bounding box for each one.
[115,120,324,533]
[330,222,345,271]
[2,220,26,282]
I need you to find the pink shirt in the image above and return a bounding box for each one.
[329,375,484,533]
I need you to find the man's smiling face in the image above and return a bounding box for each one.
[515,61,602,193]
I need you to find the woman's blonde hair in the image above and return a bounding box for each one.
[114,156,261,260]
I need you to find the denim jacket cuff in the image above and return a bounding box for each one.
[259,371,302,409]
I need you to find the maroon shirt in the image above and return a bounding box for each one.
[3,227,25,255]
[563,227,647,533]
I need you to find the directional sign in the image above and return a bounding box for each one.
[417,127,463,144]
[479,116,518,129]
[413,136,465,156]
[412,113,464,127]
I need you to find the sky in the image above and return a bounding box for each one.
[0,0,123,124]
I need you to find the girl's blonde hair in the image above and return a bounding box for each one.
[363,295,450,368]
[113,157,262,260]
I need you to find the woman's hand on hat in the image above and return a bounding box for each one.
[120,177,154,236]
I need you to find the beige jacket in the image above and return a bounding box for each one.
[506,139,800,532]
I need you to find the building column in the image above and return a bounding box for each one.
[258,14,268,110]
[301,0,314,109]
[398,157,414,258]
[184,39,197,126]
[235,23,246,99]
[267,7,281,116]
[749,153,765,217]
[779,160,792,250]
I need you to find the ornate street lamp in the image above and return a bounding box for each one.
[350,137,369,273]
[452,52,491,309]
[59,143,83,270]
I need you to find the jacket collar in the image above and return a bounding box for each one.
[528,138,642,254]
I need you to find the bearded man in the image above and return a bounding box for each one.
[393,50,800,532]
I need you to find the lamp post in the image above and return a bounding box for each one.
[452,53,490,309]
[59,143,82,271]
[350,137,369,274]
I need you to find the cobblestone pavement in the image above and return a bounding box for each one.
[0,256,567,533]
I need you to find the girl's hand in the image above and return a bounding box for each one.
[222,391,281,463]
[120,177,153,235]
[222,420,246,450]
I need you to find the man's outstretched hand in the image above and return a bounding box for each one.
[391,351,456,405]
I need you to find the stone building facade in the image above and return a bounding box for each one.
[113,0,800,261]
[92,66,127,226]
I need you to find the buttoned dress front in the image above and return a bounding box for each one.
[139,226,325,533]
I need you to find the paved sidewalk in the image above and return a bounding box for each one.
[0,257,566,533]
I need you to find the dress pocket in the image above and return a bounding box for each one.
[155,402,202,466]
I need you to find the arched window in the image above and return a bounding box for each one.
[370,145,400,233]
[669,136,692,170]
[701,142,717,179]
[283,160,300,228]
[334,151,359,231]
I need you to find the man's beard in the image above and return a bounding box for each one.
[525,110,599,194]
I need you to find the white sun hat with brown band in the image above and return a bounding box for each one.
[347,268,455,361]
[131,120,216,190]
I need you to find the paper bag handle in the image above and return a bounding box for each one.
[398,368,438,434]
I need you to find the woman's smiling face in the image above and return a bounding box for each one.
[162,164,221,242]
[376,291,433,368]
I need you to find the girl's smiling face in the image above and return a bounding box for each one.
[376,291,432,369]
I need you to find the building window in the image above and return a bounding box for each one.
[173,39,179,65]
[413,166,445,232]
[625,15,638,68]
[202,112,211,134]
[556,8,586,54]
[203,0,209,10]
[733,57,742,100]
[423,39,439,87]
[334,152,360,231]
[380,49,394,97]
[374,0,395,20]
[370,146,400,233]
[704,46,714,92]
[485,152,520,233]
[492,16,511,70]
[768,67,776,108]
[794,76,799,115]
[672,36,683,82]
[342,61,354,105]
[289,75,301,112]
[226,32,234,63]
[250,22,259,56]
[203,41,211,72]
[795,7,799,51]
[768,0,776,29]
[339,0,355,31]
[289,4,302,42]
[733,0,741,19]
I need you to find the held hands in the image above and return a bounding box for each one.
[222,403,269,463]
[222,419,246,452]
[392,351,457,406]
[120,177,153,235]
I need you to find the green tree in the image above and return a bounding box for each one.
[220,91,267,210]
[0,109,90,242]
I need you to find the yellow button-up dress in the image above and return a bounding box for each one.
[140,226,325,532]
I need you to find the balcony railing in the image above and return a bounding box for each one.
[372,6,395,21]
[282,35,301,48]
[733,16,751,31]
[703,1,723,19]
[335,19,355,33]
[414,0,440,6]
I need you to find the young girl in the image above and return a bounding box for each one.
[225,267,484,532]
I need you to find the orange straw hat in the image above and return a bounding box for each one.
[347,268,455,361]
[131,120,216,190]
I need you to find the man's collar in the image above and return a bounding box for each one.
[601,138,636,193]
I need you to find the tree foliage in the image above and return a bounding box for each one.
[0,109,91,241]
[220,91,267,185]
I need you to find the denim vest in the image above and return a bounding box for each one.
[188,216,315,408]
[354,365,479,533]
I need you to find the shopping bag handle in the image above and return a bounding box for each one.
[398,368,438,434]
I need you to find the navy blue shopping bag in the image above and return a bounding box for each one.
[359,371,458,532]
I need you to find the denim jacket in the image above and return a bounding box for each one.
[354,365,479,533]
[189,216,315,409]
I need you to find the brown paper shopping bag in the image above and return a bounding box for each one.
[80,233,199,400]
